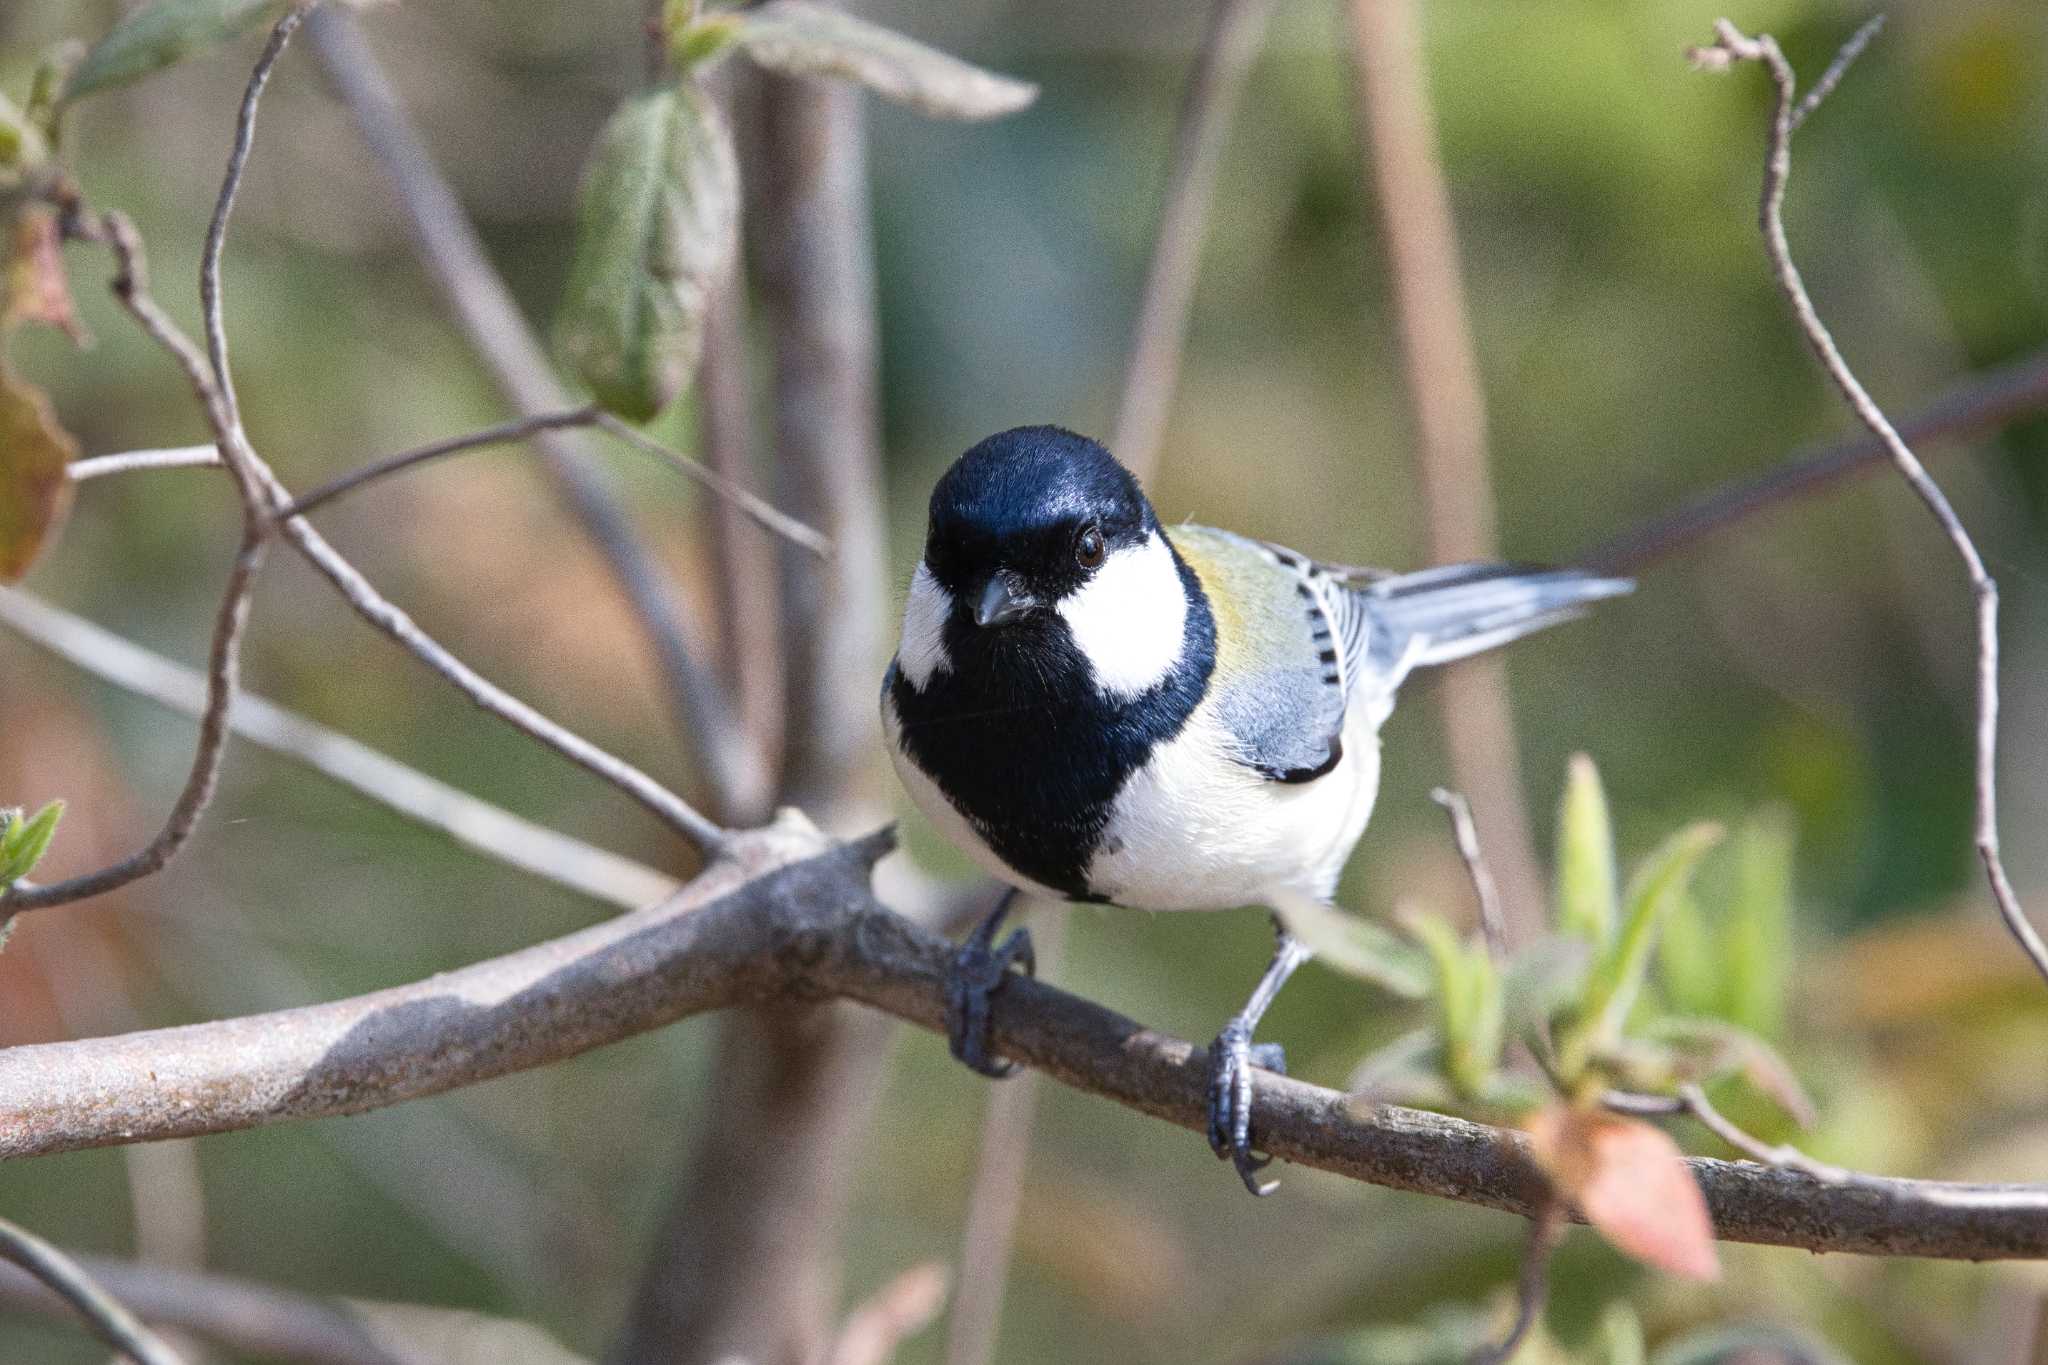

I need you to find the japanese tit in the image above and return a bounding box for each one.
[882,425,1630,1192]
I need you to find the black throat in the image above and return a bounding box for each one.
[890,547,1217,901]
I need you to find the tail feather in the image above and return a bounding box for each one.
[1359,563,1632,683]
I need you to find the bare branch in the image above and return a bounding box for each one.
[1604,1086,1846,1184]
[1348,0,1543,941]
[0,1218,186,1365]
[1579,344,2048,573]
[0,1250,567,1365]
[3,829,2048,1262]
[830,1263,950,1365]
[1431,787,1508,963]
[594,412,833,557]
[1468,1201,1563,1365]
[1694,18,2048,987]
[0,587,678,911]
[67,446,220,481]
[275,407,602,520]
[1791,13,1886,131]
[303,7,768,820]
[0,535,266,914]
[1110,0,1280,482]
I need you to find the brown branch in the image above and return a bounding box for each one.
[0,1251,553,1365]
[0,828,2044,1261]
[593,412,833,557]
[1348,0,1543,942]
[0,1219,186,1365]
[1468,1200,1562,1365]
[1110,0,1280,482]
[275,407,602,520]
[1579,343,2048,574]
[1431,787,1508,963]
[302,7,769,820]
[1693,18,2048,986]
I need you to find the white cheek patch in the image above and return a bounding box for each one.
[1057,531,1188,698]
[897,560,954,690]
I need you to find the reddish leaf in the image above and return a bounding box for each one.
[0,367,77,581]
[4,208,86,344]
[1526,1104,1721,1281]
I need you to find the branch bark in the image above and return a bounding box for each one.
[0,827,2042,1262]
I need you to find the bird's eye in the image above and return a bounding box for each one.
[1074,524,1107,570]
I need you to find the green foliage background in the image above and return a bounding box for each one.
[3,0,2048,1360]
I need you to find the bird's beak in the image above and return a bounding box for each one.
[974,575,1035,628]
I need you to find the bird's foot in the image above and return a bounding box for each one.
[945,903,1035,1078]
[1206,1018,1288,1196]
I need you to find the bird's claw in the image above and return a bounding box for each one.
[945,906,1035,1079]
[1206,1019,1288,1196]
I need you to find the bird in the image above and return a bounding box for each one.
[881,425,1631,1194]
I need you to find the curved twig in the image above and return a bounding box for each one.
[275,407,601,520]
[1693,17,2048,987]
[0,1218,186,1365]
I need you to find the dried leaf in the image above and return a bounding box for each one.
[63,0,286,104]
[1525,1105,1720,1281]
[0,366,78,581]
[1272,890,1431,998]
[5,208,86,344]
[555,84,738,422]
[734,1,1037,121]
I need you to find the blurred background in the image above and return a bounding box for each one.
[4,0,2048,1360]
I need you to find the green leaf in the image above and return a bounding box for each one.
[1553,753,1618,947]
[1404,911,1502,1100]
[1654,879,1716,1020]
[0,364,78,581]
[1721,808,1796,1038]
[732,1,1038,121]
[0,799,64,885]
[672,15,744,70]
[1500,934,1592,1040]
[1344,1028,1452,1108]
[1556,822,1722,1080]
[62,0,285,104]
[0,94,46,179]
[555,84,738,423]
[1651,1326,1851,1365]
[1271,891,1431,998]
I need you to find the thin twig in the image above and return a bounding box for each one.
[593,411,832,557]
[67,446,220,480]
[0,536,267,914]
[1603,1085,1848,1185]
[1349,0,1544,942]
[1110,0,1281,482]
[303,9,766,819]
[1468,1200,1563,1365]
[1431,787,1508,963]
[3,831,2047,1260]
[1695,18,2048,987]
[1579,344,2048,574]
[275,407,601,520]
[1790,14,1887,132]
[0,1218,186,1365]
[0,587,678,911]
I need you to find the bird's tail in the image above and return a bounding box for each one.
[1359,563,1632,685]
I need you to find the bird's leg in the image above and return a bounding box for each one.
[1207,918,1313,1196]
[946,888,1035,1078]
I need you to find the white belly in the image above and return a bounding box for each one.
[1084,695,1384,911]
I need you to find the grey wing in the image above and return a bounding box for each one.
[1172,527,1353,784]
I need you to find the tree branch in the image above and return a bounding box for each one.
[0,587,678,911]
[1692,17,2048,987]
[1110,0,1280,483]
[302,7,769,820]
[1348,0,1544,941]
[2,828,2045,1263]
[0,1218,185,1365]
[275,407,602,520]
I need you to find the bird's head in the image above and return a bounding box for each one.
[897,425,1195,698]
